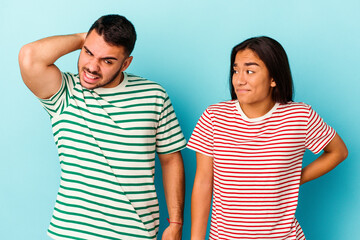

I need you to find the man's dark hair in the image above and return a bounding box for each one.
[229,36,293,104]
[88,14,137,55]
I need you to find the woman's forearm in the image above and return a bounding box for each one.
[301,133,348,185]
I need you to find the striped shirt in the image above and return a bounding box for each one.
[187,100,335,240]
[39,72,186,240]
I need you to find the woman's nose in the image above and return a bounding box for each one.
[233,73,246,85]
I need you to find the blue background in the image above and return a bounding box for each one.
[1,0,359,239]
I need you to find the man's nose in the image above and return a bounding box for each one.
[87,59,100,73]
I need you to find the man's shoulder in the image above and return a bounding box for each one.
[125,73,167,93]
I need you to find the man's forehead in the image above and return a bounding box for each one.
[84,31,126,58]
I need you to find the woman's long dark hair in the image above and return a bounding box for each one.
[230,36,293,104]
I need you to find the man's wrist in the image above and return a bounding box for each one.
[167,218,183,227]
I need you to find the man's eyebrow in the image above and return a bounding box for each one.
[83,46,92,54]
[102,56,118,61]
[83,46,118,61]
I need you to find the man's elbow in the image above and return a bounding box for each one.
[19,44,36,81]
[19,44,33,68]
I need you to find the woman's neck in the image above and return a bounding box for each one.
[239,100,276,119]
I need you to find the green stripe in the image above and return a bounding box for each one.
[41,75,66,106]
[109,110,160,116]
[70,96,161,115]
[62,168,154,187]
[98,87,166,97]
[55,199,142,224]
[59,152,154,163]
[81,87,165,98]
[54,206,155,232]
[157,129,183,142]
[48,228,87,240]
[57,192,158,219]
[60,161,155,178]
[58,189,159,219]
[61,177,127,196]
[54,128,156,146]
[60,152,154,166]
[126,82,159,87]
[61,177,156,195]
[50,216,156,239]
[68,73,78,86]
[157,136,186,148]
[130,196,158,203]
[109,95,165,104]
[58,192,137,216]
[157,120,180,134]
[60,185,131,205]
[57,137,156,155]
[58,143,155,156]
[52,119,155,138]
[60,111,157,130]
[159,109,175,122]
[157,144,186,155]
[120,102,163,109]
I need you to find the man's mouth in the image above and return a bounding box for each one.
[83,70,101,84]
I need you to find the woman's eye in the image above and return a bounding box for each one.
[233,70,239,74]
[247,70,254,74]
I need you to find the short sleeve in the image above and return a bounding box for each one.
[156,94,186,154]
[305,106,336,154]
[38,72,71,118]
[187,108,214,157]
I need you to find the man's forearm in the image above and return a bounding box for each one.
[19,33,87,99]
[159,152,185,222]
[20,33,86,67]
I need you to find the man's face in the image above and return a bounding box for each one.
[78,30,133,89]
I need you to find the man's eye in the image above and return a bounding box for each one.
[104,60,112,64]
[247,70,254,74]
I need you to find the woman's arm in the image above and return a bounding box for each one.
[300,133,348,185]
[191,152,214,240]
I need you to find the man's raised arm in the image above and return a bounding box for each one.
[19,33,86,99]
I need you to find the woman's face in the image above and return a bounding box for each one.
[232,49,276,107]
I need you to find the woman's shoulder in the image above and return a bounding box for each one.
[206,99,237,112]
[276,101,312,114]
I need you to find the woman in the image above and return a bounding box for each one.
[187,36,348,240]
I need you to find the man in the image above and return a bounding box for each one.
[19,14,186,240]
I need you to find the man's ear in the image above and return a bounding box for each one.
[121,56,133,72]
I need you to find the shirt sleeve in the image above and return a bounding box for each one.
[187,108,214,157]
[156,93,186,154]
[305,106,336,154]
[38,72,71,118]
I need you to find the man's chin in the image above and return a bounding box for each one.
[80,79,98,90]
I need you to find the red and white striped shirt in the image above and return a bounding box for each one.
[187,100,335,240]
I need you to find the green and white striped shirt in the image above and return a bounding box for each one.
[39,72,186,240]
